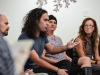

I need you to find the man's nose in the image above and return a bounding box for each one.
[46,22,49,27]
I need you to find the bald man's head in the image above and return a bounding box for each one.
[0,14,2,22]
[0,14,9,36]
[0,14,7,22]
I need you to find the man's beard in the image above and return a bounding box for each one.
[3,33,8,36]
[3,31,8,36]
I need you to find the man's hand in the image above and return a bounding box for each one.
[66,39,80,49]
[57,69,68,75]
[66,56,72,62]
[20,69,34,75]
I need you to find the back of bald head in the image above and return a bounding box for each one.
[0,14,2,22]
[0,14,6,22]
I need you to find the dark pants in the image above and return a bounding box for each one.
[33,67,57,75]
[33,60,71,75]
[92,64,100,75]
[69,58,81,75]
[69,65,80,75]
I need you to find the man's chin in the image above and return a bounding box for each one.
[41,31,46,33]
[41,29,46,32]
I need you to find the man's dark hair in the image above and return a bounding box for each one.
[22,8,48,38]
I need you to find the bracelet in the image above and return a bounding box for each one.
[95,60,98,64]
[57,68,59,73]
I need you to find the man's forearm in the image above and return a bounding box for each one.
[36,58,59,72]
[50,45,67,54]
[42,56,59,64]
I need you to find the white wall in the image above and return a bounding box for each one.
[0,0,100,44]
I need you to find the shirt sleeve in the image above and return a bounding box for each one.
[45,36,49,44]
[18,33,29,40]
[18,33,34,50]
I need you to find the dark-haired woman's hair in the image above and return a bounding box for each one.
[22,8,47,38]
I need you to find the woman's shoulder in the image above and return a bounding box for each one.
[75,37,82,43]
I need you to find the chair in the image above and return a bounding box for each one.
[66,49,80,75]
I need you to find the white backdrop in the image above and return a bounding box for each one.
[0,0,100,44]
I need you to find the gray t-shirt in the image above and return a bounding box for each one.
[45,36,66,61]
[18,32,49,69]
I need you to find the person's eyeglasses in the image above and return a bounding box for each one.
[84,25,94,28]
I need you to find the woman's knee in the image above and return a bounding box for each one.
[78,57,91,66]
[79,57,90,62]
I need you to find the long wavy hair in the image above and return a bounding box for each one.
[78,18,99,55]
[22,8,47,38]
